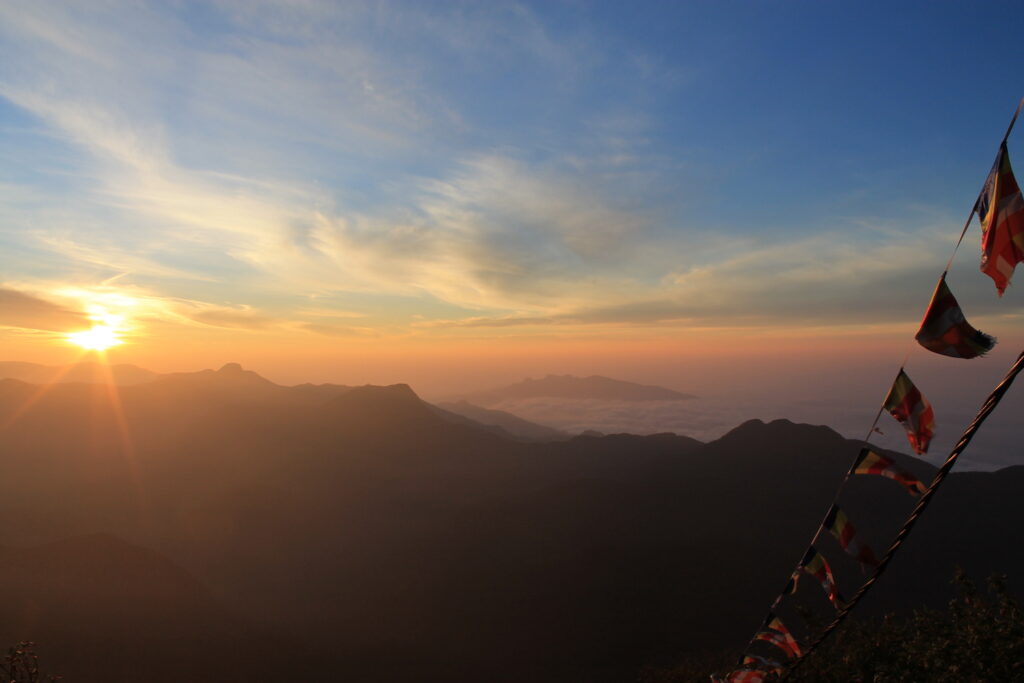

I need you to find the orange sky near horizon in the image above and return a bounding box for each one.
[6,279,1024,472]
[9,314,1020,400]
[3,2,1024,449]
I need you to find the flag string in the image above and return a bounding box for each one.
[735,359,905,667]
[780,347,1024,679]
[945,96,1023,272]
[739,346,1021,678]
[1000,96,1023,149]
[719,97,1024,682]
[944,205,979,275]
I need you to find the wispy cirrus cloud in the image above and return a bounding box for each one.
[34,234,218,282]
[414,217,988,330]
[0,287,89,332]
[0,0,1005,343]
[0,4,589,301]
[185,305,276,330]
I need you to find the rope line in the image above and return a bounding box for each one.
[719,98,1024,681]
[780,348,1024,678]
[734,361,909,666]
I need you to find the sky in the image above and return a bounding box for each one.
[2,0,1024,452]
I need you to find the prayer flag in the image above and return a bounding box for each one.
[883,370,935,455]
[978,143,1024,295]
[824,505,879,569]
[797,546,844,608]
[743,654,784,675]
[853,448,927,497]
[915,275,995,358]
[753,630,791,657]
[755,615,801,658]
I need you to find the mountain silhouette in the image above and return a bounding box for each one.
[0,363,1020,681]
[436,400,570,441]
[156,361,279,393]
[0,360,159,386]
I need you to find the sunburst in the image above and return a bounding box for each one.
[66,324,123,351]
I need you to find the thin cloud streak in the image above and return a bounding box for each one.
[0,287,89,332]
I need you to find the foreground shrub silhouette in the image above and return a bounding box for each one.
[1,642,59,683]
[785,571,1024,682]
[642,571,1024,682]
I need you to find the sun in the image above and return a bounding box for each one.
[66,324,123,351]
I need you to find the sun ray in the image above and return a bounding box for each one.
[0,347,95,431]
[93,358,150,525]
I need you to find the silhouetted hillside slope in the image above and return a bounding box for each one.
[436,400,570,441]
[0,533,292,682]
[0,364,1021,682]
[0,361,159,386]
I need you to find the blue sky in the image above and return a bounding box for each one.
[0,1,1023,386]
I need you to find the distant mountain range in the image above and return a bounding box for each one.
[454,374,697,404]
[0,362,692,438]
[0,363,694,404]
[446,374,703,437]
[0,363,1021,681]
[0,360,159,385]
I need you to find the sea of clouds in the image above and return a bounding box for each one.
[484,392,1024,472]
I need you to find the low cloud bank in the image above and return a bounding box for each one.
[485,392,1024,472]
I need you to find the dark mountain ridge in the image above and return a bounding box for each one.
[0,363,1020,681]
[435,399,570,441]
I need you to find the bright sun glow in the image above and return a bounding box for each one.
[66,324,123,351]
[61,299,132,352]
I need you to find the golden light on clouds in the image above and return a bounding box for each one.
[62,297,133,352]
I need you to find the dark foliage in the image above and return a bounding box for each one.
[783,571,1024,683]
[645,572,1024,683]
[1,642,59,683]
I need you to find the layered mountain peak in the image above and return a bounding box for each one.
[213,362,270,383]
[157,362,276,391]
[719,418,844,443]
[328,383,436,424]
